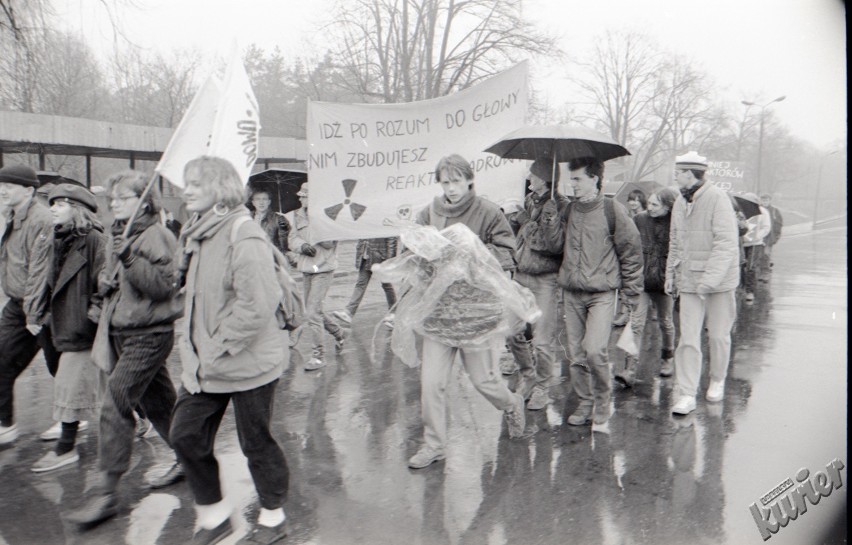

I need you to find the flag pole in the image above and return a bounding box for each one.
[551,154,557,198]
[107,171,160,281]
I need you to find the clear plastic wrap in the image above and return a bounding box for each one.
[372,223,541,367]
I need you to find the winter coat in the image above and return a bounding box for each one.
[514,192,571,275]
[0,197,52,325]
[48,228,106,352]
[541,194,644,297]
[355,237,398,271]
[742,205,772,247]
[178,207,284,394]
[102,213,183,333]
[254,210,290,254]
[633,211,671,293]
[415,191,516,271]
[288,208,338,274]
[666,183,740,294]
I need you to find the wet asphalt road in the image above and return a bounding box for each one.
[0,225,846,545]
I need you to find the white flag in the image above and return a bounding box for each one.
[156,48,261,188]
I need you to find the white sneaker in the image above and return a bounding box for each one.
[672,395,696,415]
[706,380,725,402]
[31,449,80,473]
[382,313,395,329]
[0,423,18,445]
[304,357,326,371]
[332,310,352,326]
[408,445,445,469]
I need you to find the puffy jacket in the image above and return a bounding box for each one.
[541,195,643,297]
[102,214,183,332]
[179,210,284,394]
[48,228,106,351]
[355,237,398,271]
[415,193,516,271]
[0,197,52,325]
[666,183,740,294]
[633,212,670,293]
[288,208,338,273]
[515,193,571,275]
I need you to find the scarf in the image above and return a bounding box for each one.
[111,211,158,239]
[51,224,77,285]
[679,179,706,203]
[430,189,476,219]
[178,205,250,275]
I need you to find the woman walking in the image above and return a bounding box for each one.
[67,171,184,526]
[171,156,290,545]
[615,187,679,386]
[31,184,106,472]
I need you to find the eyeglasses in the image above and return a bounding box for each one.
[110,194,138,203]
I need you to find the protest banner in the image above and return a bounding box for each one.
[156,47,261,188]
[305,62,529,242]
[706,160,751,194]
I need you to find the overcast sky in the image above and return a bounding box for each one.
[56,0,846,149]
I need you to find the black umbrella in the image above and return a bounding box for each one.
[484,125,630,197]
[733,195,762,219]
[614,180,665,208]
[247,168,307,215]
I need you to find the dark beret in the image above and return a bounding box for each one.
[48,183,98,213]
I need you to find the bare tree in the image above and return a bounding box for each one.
[327,0,559,103]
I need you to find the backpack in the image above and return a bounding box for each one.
[563,196,616,236]
[231,216,304,331]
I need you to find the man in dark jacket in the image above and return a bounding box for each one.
[250,189,291,254]
[0,165,59,445]
[541,157,643,430]
[332,237,397,327]
[507,159,571,410]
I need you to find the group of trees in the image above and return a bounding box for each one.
[2,0,834,203]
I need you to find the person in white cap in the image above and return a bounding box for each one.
[288,184,346,371]
[667,152,740,415]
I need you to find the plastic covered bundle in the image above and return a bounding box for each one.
[372,223,541,367]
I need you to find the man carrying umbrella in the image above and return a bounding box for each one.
[539,157,643,430]
[508,158,571,410]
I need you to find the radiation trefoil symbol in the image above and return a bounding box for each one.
[325,178,367,221]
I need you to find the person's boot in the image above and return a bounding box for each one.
[614,355,637,388]
[660,358,675,377]
[567,401,594,426]
[65,490,119,526]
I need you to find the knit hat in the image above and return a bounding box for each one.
[529,158,560,183]
[675,151,708,171]
[48,183,98,213]
[0,165,39,188]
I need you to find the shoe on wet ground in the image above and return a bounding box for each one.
[706,380,725,402]
[65,492,119,526]
[190,518,233,545]
[331,310,352,326]
[304,357,325,371]
[236,520,288,545]
[287,327,303,348]
[672,395,697,415]
[147,461,185,489]
[0,423,19,445]
[567,403,593,426]
[40,420,90,441]
[659,358,675,377]
[408,445,445,469]
[334,333,346,352]
[31,449,80,473]
[504,394,526,438]
[527,386,551,411]
[745,292,755,302]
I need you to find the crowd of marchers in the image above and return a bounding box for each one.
[0,150,783,545]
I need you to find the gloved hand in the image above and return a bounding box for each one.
[99,274,118,297]
[300,243,317,257]
[541,200,558,222]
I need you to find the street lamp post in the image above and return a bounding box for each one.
[741,96,786,195]
[812,149,840,226]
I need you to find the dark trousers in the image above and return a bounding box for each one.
[98,330,176,476]
[345,266,397,316]
[0,298,61,425]
[743,245,764,293]
[170,380,289,509]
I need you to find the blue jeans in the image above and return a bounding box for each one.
[303,271,342,358]
[563,290,616,409]
[513,272,560,384]
[346,265,396,316]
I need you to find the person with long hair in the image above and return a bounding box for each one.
[67,170,184,526]
[171,156,290,545]
[31,184,106,472]
[615,187,679,386]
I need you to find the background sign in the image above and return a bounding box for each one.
[706,159,751,194]
[305,62,529,242]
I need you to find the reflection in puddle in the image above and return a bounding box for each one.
[126,493,180,545]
